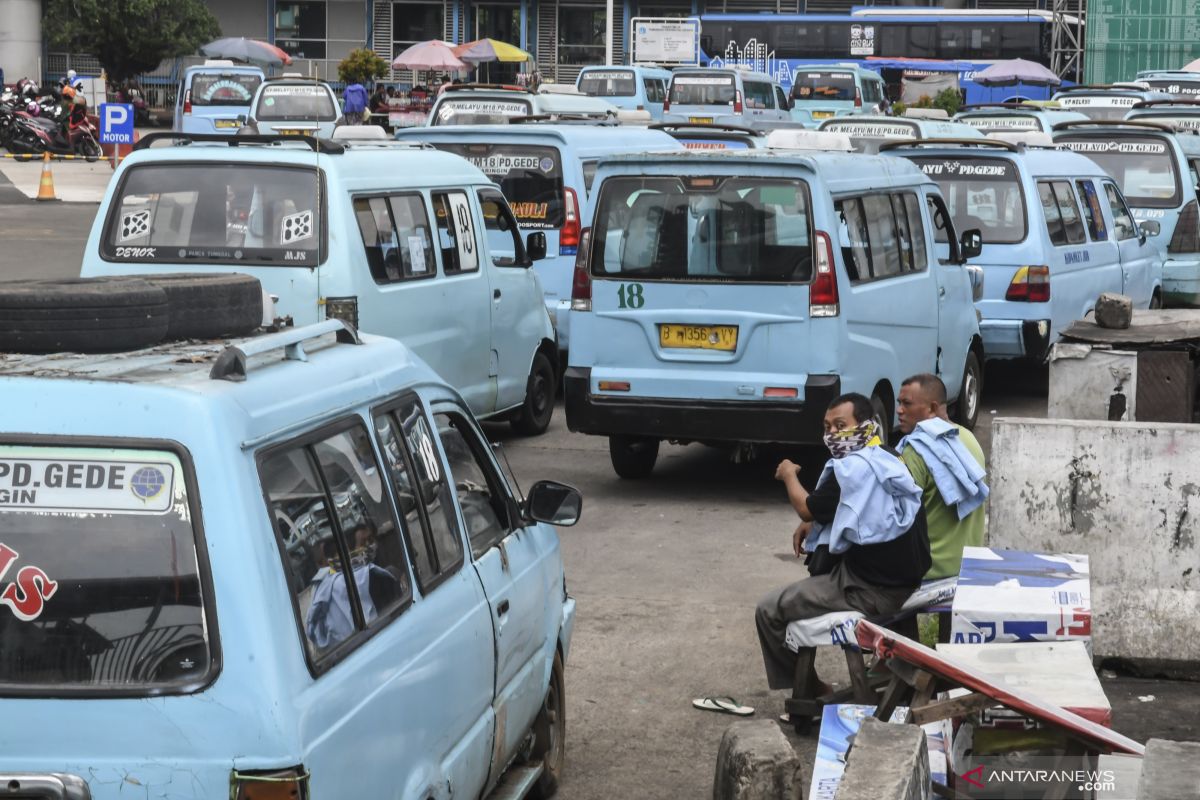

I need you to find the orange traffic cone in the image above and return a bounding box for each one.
[36,152,58,202]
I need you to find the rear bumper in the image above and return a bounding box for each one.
[563,367,838,444]
[980,319,1051,361]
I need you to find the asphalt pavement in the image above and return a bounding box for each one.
[3,193,1196,799]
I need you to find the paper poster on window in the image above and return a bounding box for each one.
[408,236,427,273]
[448,194,478,272]
[850,24,875,56]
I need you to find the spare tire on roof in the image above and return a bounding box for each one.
[0,277,169,354]
[141,273,263,340]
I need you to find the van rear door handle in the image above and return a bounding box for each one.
[497,599,510,615]
[939,287,946,297]
[493,289,502,299]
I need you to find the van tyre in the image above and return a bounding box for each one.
[528,652,566,799]
[609,435,659,479]
[512,352,556,436]
[952,351,983,430]
[0,277,168,353]
[141,273,263,340]
[870,392,892,445]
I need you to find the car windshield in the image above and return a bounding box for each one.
[189,73,262,107]
[431,144,564,228]
[821,120,918,153]
[669,74,736,106]
[0,446,211,693]
[592,175,813,282]
[103,163,323,266]
[433,97,532,125]
[255,84,336,121]
[907,157,1028,244]
[579,70,637,97]
[792,72,855,102]
[1056,135,1181,207]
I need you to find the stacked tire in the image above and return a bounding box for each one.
[0,274,263,354]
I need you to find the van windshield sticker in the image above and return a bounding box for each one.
[280,209,314,244]
[1140,115,1200,130]
[959,116,1039,131]
[674,76,733,85]
[264,85,327,97]
[439,100,528,119]
[918,160,1012,178]
[0,544,58,622]
[119,209,152,241]
[1146,82,1200,96]
[683,140,744,150]
[584,71,632,81]
[0,458,176,514]
[467,154,552,178]
[807,73,852,80]
[1058,96,1138,107]
[824,122,916,138]
[1062,140,1167,155]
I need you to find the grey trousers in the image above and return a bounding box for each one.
[755,563,916,690]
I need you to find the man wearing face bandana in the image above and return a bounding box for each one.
[755,393,930,698]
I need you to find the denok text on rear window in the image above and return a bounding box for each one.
[104,163,323,266]
[435,144,565,228]
[1058,136,1181,207]
[0,446,212,691]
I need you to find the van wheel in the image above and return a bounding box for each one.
[0,277,168,354]
[609,435,659,479]
[869,391,892,444]
[512,352,556,436]
[528,652,566,799]
[141,273,263,340]
[1150,289,1163,310]
[952,352,983,430]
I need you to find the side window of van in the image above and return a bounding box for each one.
[434,412,516,559]
[261,423,413,665]
[837,192,924,281]
[775,86,790,110]
[1103,182,1138,241]
[837,197,872,281]
[1039,181,1085,246]
[477,187,527,267]
[744,82,773,110]
[643,78,663,103]
[374,399,465,592]
[1075,180,1109,241]
[582,161,599,194]
[903,194,929,271]
[432,191,479,274]
[353,195,437,283]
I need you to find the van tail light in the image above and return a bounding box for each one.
[734,91,743,114]
[1005,265,1050,302]
[232,767,310,800]
[322,295,360,328]
[764,387,798,398]
[810,231,839,317]
[571,228,592,311]
[560,187,580,255]
[183,90,192,115]
[854,87,862,108]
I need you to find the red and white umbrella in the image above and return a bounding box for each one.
[201,37,293,67]
[392,40,468,72]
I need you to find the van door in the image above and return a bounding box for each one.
[430,407,557,780]
[920,191,972,396]
[1102,180,1161,307]
[838,191,940,418]
[1038,179,1117,326]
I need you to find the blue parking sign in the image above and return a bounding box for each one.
[99,103,135,145]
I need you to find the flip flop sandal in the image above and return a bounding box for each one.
[692,696,755,716]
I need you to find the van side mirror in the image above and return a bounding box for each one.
[237,115,247,125]
[526,231,547,262]
[1139,219,1161,239]
[524,480,582,526]
[959,228,983,261]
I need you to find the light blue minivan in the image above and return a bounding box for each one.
[240,76,343,138]
[788,64,889,127]
[172,60,265,135]
[394,123,683,361]
[576,65,673,120]
[887,137,1163,360]
[954,103,1089,134]
[0,317,580,799]
[1051,85,1175,122]
[79,133,560,434]
[565,149,985,477]
[1134,71,1200,101]
[663,67,792,127]
[1054,119,1200,306]
[1126,99,1200,134]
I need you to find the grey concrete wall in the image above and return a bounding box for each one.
[0,0,43,83]
[207,0,271,40]
[990,418,1200,674]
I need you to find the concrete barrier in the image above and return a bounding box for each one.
[712,720,804,800]
[1137,739,1200,800]
[835,717,929,800]
[990,418,1200,675]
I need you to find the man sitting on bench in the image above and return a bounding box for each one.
[756,393,932,700]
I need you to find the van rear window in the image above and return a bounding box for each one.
[592,176,812,282]
[669,75,736,106]
[189,74,262,107]
[792,72,855,102]
[256,85,337,121]
[0,446,212,693]
[431,144,564,228]
[907,156,1028,244]
[102,164,325,266]
[579,71,637,97]
[1056,135,1182,208]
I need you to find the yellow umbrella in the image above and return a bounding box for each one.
[453,38,532,64]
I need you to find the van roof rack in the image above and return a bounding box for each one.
[959,102,1046,111]
[1132,99,1200,109]
[650,122,760,136]
[134,131,346,154]
[878,137,1019,153]
[510,113,616,124]
[442,83,527,93]
[1051,119,1175,132]
[1055,83,1145,93]
[210,319,361,382]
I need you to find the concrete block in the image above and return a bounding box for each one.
[712,720,804,800]
[1097,754,1143,800]
[1137,739,1200,800]
[990,418,1200,675]
[835,717,929,800]
[1095,293,1133,329]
